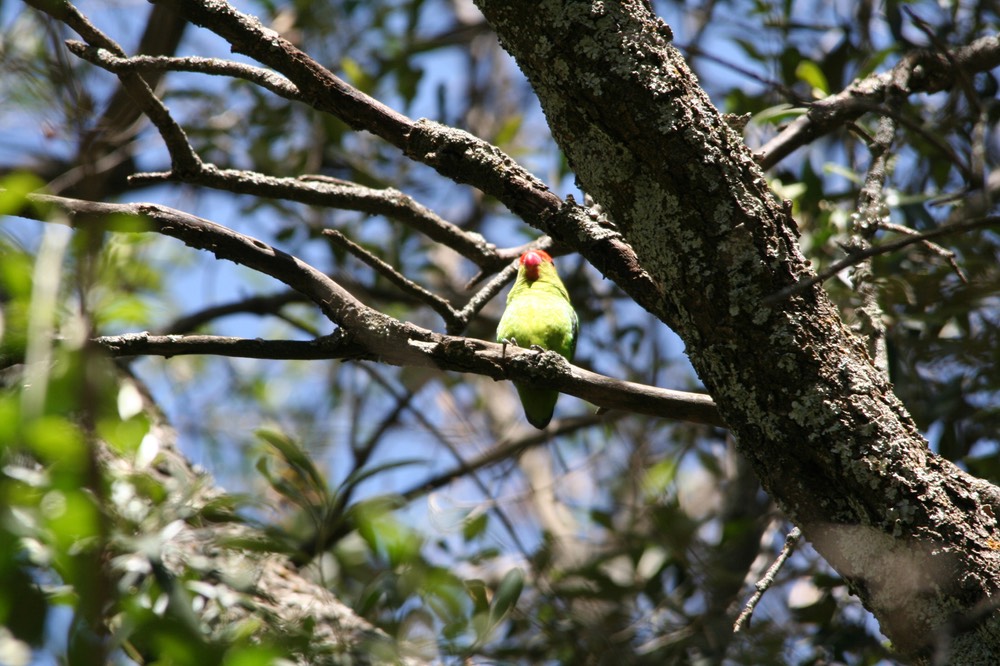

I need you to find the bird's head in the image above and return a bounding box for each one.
[520,249,553,281]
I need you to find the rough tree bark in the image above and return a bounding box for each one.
[474,1,1000,663]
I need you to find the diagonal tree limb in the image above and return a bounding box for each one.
[49,0,659,328]
[155,0,661,314]
[62,42,506,272]
[323,229,462,330]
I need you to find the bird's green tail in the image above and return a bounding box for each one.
[515,383,559,429]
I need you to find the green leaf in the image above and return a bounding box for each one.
[462,511,488,542]
[795,60,829,97]
[642,458,677,496]
[0,172,45,216]
[464,578,490,614]
[752,104,807,126]
[488,567,524,627]
[256,428,327,499]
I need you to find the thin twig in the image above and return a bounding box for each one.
[850,113,897,377]
[65,41,301,100]
[323,228,461,329]
[400,413,611,503]
[159,290,307,334]
[733,526,802,632]
[27,0,202,173]
[763,215,1000,304]
[878,222,968,284]
[452,260,521,335]
[365,367,534,560]
[756,34,1000,169]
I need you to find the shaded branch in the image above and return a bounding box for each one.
[25,0,201,174]
[849,113,898,378]
[757,33,1000,169]
[159,290,308,334]
[399,413,613,503]
[764,215,1000,304]
[94,332,366,361]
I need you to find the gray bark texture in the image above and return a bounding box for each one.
[474,1,1000,663]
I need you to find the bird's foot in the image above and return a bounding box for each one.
[500,337,518,361]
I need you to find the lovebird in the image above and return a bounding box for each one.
[496,249,578,429]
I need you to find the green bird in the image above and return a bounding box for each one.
[496,249,578,429]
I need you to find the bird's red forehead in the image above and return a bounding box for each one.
[520,250,551,280]
[520,249,552,267]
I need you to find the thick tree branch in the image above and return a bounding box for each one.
[63,41,504,270]
[150,0,663,318]
[90,331,722,427]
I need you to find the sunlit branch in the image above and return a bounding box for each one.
[131,166,504,270]
[65,41,302,100]
[63,40,505,271]
[162,0,661,308]
[452,260,520,335]
[299,175,501,269]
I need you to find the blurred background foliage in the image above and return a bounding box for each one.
[0,0,998,664]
